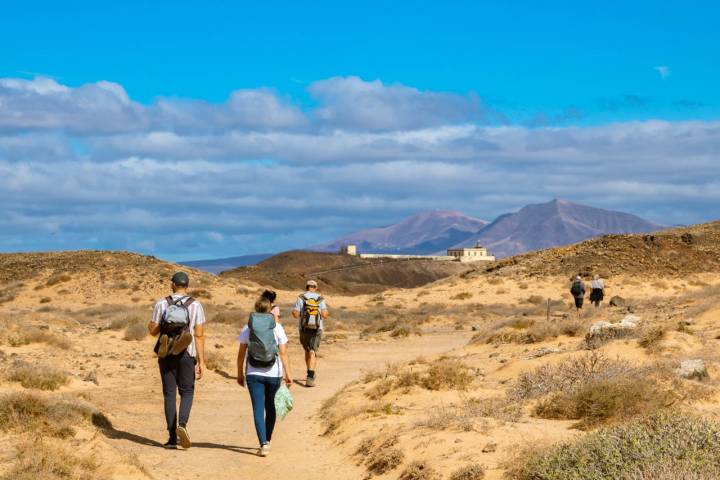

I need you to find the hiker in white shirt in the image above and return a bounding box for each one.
[590,274,605,308]
[237,296,292,457]
[147,271,206,450]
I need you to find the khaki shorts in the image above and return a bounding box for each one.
[300,329,322,353]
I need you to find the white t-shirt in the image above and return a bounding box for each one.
[238,323,288,378]
[152,294,206,357]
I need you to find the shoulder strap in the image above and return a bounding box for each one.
[165,295,175,305]
[183,297,195,308]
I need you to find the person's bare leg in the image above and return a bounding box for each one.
[305,350,317,371]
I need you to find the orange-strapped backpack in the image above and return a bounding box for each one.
[299,294,323,330]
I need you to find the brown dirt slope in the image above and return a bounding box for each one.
[474,220,720,279]
[221,250,471,294]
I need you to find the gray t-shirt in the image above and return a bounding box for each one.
[293,292,328,331]
[152,294,206,357]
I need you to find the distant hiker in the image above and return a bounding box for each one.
[570,275,586,318]
[262,289,281,321]
[148,271,206,449]
[237,296,293,457]
[292,280,329,387]
[589,274,605,308]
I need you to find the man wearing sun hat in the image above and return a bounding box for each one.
[292,279,329,387]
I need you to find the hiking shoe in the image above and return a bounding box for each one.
[170,330,193,355]
[259,443,270,457]
[157,334,170,359]
[176,426,191,449]
[305,376,315,387]
[163,440,178,449]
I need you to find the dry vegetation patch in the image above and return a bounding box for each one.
[400,461,441,480]
[0,392,109,438]
[7,361,70,390]
[506,411,720,479]
[3,438,99,480]
[450,464,486,480]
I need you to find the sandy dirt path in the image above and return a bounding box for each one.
[101,329,471,480]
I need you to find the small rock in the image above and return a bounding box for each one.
[214,343,224,349]
[482,442,497,453]
[126,363,136,369]
[527,347,560,359]
[675,359,708,380]
[83,371,99,385]
[609,296,626,308]
[471,325,481,331]
[498,358,508,364]
[454,438,463,444]
[489,352,499,358]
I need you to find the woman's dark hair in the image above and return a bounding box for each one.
[261,289,277,303]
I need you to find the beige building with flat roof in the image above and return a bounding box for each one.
[447,242,496,262]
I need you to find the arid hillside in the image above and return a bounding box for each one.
[470,220,720,279]
[221,250,471,294]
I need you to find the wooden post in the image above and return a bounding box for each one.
[547,298,551,322]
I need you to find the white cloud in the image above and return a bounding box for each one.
[0,75,717,259]
[308,76,484,130]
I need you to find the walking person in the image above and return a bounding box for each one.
[570,274,586,319]
[292,280,329,387]
[237,296,292,457]
[148,271,206,449]
[589,274,605,308]
[262,289,281,321]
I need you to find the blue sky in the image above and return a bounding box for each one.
[0,1,718,260]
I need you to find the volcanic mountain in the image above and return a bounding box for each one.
[453,199,664,258]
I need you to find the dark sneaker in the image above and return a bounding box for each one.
[157,334,170,359]
[163,440,178,449]
[170,330,193,355]
[305,376,315,387]
[176,425,191,449]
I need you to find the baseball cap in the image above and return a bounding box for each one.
[306,279,318,287]
[171,271,190,286]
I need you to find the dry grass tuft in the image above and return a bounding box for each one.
[3,438,99,480]
[451,292,473,300]
[7,362,70,390]
[507,411,720,479]
[123,322,148,341]
[400,461,441,480]
[189,288,212,299]
[8,327,72,349]
[0,392,106,438]
[46,273,72,286]
[638,325,667,351]
[204,350,228,372]
[450,464,485,480]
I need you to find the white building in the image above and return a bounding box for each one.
[446,242,496,262]
[339,245,358,256]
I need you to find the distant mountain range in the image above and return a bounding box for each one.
[180,253,273,274]
[317,210,488,255]
[183,199,666,273]
[321,199,664,259]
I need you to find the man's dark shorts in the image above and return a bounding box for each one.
[300,328,322,353]
[574,296,584,309]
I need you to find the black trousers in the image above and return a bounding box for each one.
[158,351,195,438]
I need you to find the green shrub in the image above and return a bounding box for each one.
[507,411,720,480]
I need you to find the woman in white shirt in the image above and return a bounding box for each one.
[589,274,605,307]
[237,297,292,457]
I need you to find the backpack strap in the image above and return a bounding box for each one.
[183,297,195,308]
[165,295,175,306]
